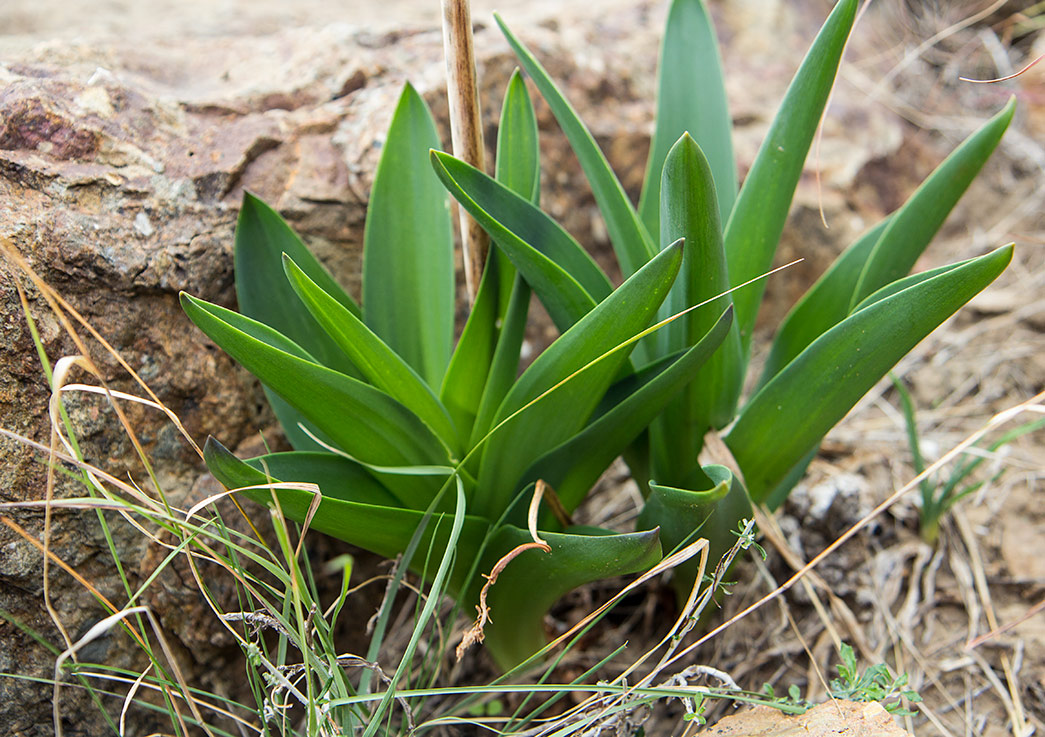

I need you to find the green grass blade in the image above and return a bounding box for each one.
[496,13,657,278]
[204,438,484,592]
[482,525,662,669]
[475,242,684,520]
[439,72,541,441]
[283,254,460,453]
[363,477,469,737]
[639,0,736,239]
[363,83,454,388]
[431,150,608,331]
[851,98,1015,307]
[182,293,451,508]
[523,306,734,515]
[723,0,859,352]
[726,244,1013,503]
[759,216,891,387]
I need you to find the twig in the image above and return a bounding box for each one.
[441,0,488,303]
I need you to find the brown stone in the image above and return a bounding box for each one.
[706,700,912,737]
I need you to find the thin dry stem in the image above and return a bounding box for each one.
[662,391,1045,672]
[441,0,488,303]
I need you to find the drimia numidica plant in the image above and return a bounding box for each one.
[182,0,1014,667]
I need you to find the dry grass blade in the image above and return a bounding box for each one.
[966,596,1045,649]
[457,482,553,660]
[661,390,1045,672]
[52,606,214,737]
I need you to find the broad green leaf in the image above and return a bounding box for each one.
[203,438,485,593]
[659,133,743,429]
[481,525,662,668]
[363,83,454,388]
[851,260,967,313]
[234,193,362,449]
[182,293,451,509]
[431,150,611,332]
[283,254,460,454]
[759,217,891,387]
[440,255,502,445]
[470,277,530,449]
[850,97,1015,307]
[638,465,750,601]
[439,73,540,442]
[725,244,1013,503]
[496,13,657,279]
[639,0,736,239]
[475,242,684,520]
[243,450,399,507]
[523,306,734,516]
[235,192,362,360]
[495,69,542,213]
[492,67,540,325]
[724,0,859,353]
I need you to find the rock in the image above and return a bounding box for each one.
[0,1,911,733]
[706,699,912,736]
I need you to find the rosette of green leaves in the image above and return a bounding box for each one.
[180,76,734,668]
[435,0,1014,593]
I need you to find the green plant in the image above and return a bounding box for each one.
[180,0,1015,669]
[181,75,735,670]
[892,374,1045,544]
[434,0,1015,588]
[829,643,922,717]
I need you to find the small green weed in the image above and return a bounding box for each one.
[892,374,1045,543]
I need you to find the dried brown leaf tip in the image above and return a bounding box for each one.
[456,481,554,661]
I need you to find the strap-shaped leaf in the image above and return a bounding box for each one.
[235,192,362,362]
[523,306,734,515]
[492,68,540,325]
[495,69,542,212]
[475,242,684,520]
[363,83,454,388]
[723,0,859,353]
[234,193,362,449]
[850,97,1015,307]
[440,255,502,446]
[242,450,399,507]
[638,465,750,601]
[495,13,657,279]
[660,133,743,430]
[182,293,451,509]
[481,525,662,669]
[440,73,540,442]
[283,254,460,454]
[639,0,736,239]
[759,217,891,387]
[431,150,611,331]
[725,244,1013,503]
[203,438,485,594]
